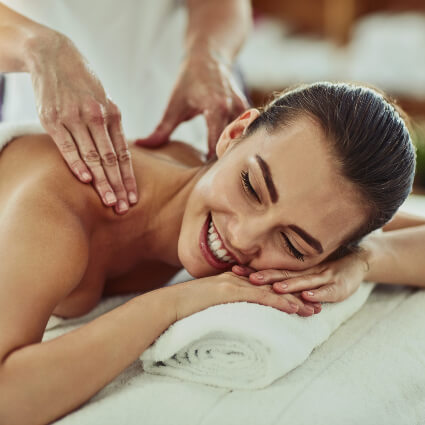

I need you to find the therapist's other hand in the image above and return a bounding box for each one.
[137,50,249,158]
[30,32,138,213]
[232,252,369,305]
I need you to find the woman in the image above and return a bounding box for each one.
[0,82,423,425]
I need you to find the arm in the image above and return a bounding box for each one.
[0,2,137,211]
[138,0,252,156]
[0,188,176,425]
[362,211,425,287]
[185,0,252,63]
[0,2,46,72]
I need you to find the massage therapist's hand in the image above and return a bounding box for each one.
[171,272,303,322]
[137,49,249,158]
[29,31,138,213]
[233,252,370,305]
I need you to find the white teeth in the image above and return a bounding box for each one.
[216,249,227,258]
[207,216,234,264]
[210,240,221,250]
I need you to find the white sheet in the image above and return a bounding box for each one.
[47,283,425,425]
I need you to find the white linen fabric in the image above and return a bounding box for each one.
[1,0,207,149]
[140,283,375,389]
[45,283,425,425]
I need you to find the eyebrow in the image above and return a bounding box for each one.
[255,154,323,255]
[255,155,278,203]
[288,225,324,254]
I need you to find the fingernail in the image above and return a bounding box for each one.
[253,273,264,280]
[105,192,117,204]
[82,172,91,182]
[279,283,288,290]
[305,291,314,296]
[118,200,128,212]
[128,191,137,204]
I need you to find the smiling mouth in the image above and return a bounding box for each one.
[199,214,237,269]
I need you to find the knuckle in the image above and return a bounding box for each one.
[117,148,131,163]
[40,106,58,124]
[122,175,136,188]
[82,149,101,164]
[83,100,105,124]
[108,103,122,121]
[101,151,118,166]
[58,139,76,153]
[69,159,84,169]
[94,178,110,189]
[59,107,80,125]
[280,270,291,280]
[90,112,105,126]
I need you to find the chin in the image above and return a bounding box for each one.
[177,249,214,278]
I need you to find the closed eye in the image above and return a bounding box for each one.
[241,170,261,203]
[281,233,305,262]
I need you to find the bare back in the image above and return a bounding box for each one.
[0,134,203,321]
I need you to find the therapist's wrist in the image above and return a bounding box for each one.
[185,38,233,70]
[23,27,66,74]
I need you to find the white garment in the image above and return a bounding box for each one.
[2,0,207,149]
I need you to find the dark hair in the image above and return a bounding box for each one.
[245,82,416,258]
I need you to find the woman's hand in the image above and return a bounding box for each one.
[136,49,249,158]
[171,271,322,322]
[232,252,370,305]
[28,31,138,213]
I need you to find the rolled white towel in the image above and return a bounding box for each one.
[141,282,375,389]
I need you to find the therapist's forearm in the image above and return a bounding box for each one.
[0,2,58,72]
[361,225,425,287]
[186,0,252,63]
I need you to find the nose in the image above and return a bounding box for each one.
[227,216,265,262]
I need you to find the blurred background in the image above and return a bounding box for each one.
[239,0,425,194]
[0,0,424,192]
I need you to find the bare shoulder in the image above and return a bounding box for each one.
[130,140,206,167]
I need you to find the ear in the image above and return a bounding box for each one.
[216,108,260,158]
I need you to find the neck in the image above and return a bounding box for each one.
[91,144,208,275]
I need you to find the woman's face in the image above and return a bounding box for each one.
[178,110,367,278]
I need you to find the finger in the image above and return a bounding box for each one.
[136,97,192,148]
[49,125,92,184]
[301,283,340,303]
[249,268,317,285]
[83,101,129,214]
[272,273,330,294]
[68,123,118,208]
[282,293,315,317]
[107,102,138,204]
[232,264,256,277]
[205,109,229,158]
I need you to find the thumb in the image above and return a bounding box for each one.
[136,100,185,147]
[135,122,175,147]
